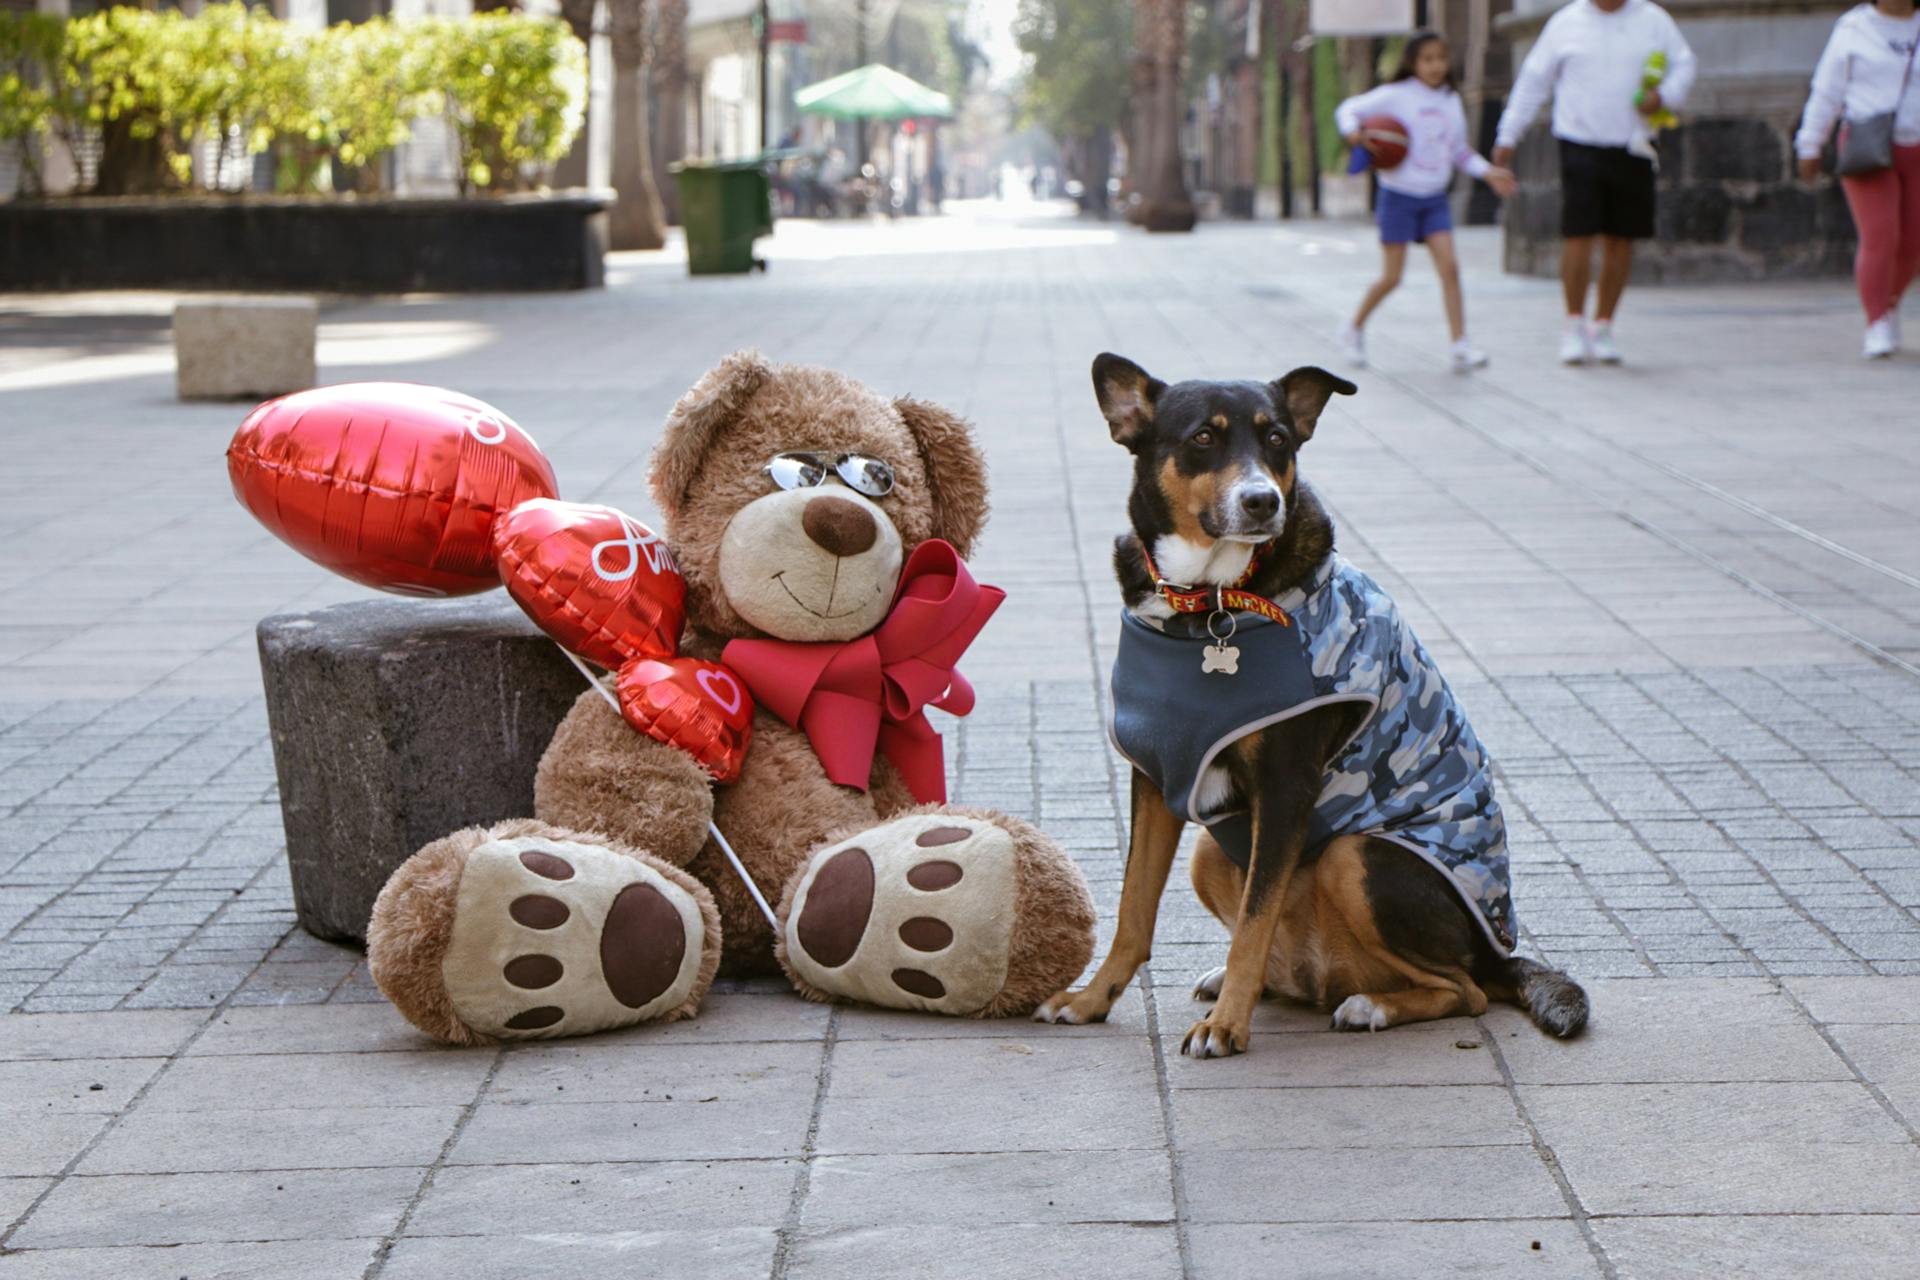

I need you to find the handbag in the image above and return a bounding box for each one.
[1837,33,1918,176]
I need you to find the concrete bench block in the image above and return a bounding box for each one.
[175,295,317,400]
[258,597,586,944]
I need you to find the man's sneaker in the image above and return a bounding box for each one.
[1337,325,1367,367]
[1590,322,1623,364]
[1449,339,1490,373]
[1864,316,1896,360]
[1559,320,1591,365]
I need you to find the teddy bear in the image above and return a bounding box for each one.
[367,352,1097,1044]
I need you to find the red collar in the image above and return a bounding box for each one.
[1140,541,1293,628]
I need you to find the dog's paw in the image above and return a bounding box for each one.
[1181,1011,1250,1059]
[1191,966,1228,1002]
[440,835,710,1040]
[1330,994,1389,1033]
[782,814,1018,1016]
[1033,984,1117,1025]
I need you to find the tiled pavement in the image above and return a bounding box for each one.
[2,204,1918,1277]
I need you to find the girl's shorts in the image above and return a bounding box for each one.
[1377,189,1453,244]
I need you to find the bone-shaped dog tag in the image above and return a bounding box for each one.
[1202,643,1240,676]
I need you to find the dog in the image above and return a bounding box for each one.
[1033,354,1588,1058]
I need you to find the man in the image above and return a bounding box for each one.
[1493,0,1696,364]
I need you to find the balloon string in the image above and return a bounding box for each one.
[552,642,779,932]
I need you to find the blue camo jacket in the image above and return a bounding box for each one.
[1110,553,1514,954]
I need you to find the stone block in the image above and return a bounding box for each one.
[174,296,317,401]
[257,596,586,944]
[1739,186,1818,252]
[1684,118,1785,184]
[1661,185,1733,244]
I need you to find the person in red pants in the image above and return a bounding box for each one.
[1798,0,1920,360]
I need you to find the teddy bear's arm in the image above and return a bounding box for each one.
[534,688,716,867]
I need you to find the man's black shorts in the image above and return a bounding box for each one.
[1559,139,1656,239]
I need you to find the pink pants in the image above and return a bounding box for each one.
[1841,142,1920,323]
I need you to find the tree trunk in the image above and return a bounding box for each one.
[1131,0,1194,232]
[552,0,598,189]
[1085,126,1113,216]
[651,0,688,224]
[608,0,667,250]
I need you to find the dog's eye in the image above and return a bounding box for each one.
[1190,430,1214,447]
[1266,429,1288,448]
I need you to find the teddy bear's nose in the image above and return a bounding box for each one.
[802,495,878,557]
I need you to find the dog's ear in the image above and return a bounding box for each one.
[894,395,989,558]
[1092,353,1165,452]
[1271,366,1357,442]
[650,349,773,521]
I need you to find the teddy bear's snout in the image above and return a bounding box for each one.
[802,495,878,558]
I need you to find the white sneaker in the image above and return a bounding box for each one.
[1338,325,1367,367]
[1590,322,1622,365]
[1886,310,1903,350]
[1449,339,1489,373]
[1864,317,1896,359]
[1559,320,1591,365]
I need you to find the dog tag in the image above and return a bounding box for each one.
[1201,642,1240,676]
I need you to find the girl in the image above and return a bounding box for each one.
[1335,33,1518,372]
[1797,0,1920,359]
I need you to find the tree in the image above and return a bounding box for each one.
[1130,0,1193,231]
[649,0,686,223]
[607,0,666,249]
[1014,0,1129,215]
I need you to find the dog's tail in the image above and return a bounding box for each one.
[1494,957,1589,1039]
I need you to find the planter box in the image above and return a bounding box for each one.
[1,190,611,293]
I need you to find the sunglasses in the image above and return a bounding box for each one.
[764,451,895,498]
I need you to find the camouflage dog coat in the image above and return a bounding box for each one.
[1110,553,1514,954]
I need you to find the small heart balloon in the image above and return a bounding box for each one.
[616,657,754,784]
[492,499,687,669]
[228,382,558,596]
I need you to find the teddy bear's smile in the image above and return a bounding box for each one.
[771,568,887,621]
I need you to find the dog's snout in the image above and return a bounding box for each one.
[802,495,878,557]
[1239,486,1281,520]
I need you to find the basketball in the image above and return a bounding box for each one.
[1358,114,1410,170]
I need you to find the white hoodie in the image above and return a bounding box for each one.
[1795,5,1920,159]
[1494,0,1698,151]
[1335,80,1493,197]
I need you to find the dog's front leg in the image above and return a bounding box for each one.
[1034,769,1183,1024]
[1181,750,1319,1059]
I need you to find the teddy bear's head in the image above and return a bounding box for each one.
[649,351,988,645]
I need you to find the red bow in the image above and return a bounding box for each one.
[722,539,1003,803]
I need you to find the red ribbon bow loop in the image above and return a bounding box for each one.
[721,539,1004,803]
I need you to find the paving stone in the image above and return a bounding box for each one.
[1594,1214,1920,1280]
[1181,1146,1568,1223]
[1171,1085,1526,1151]
[0,1009,204,1061]
[788,1224,1182,1279]
[0,1176,52,1225]
[10,1167,422,1248]
[1557,1139,1920,1216]
[1161,1023,1505,1089]
[404,1160,797,1238]
[802,1151,1173,1229]
[1519,1081,1902,1147]
[815,1037,1164,1155]
[137,1048,492,1112]
[0,1111,113,1178]
[1187,1220,1600,1279]
[188,1002,428,1056]
[76,1104,463,1174]
[482,1039,817,1108]
[380,1227,779,1279]
[0,1239,382,1279]
[0,1057,167,1114]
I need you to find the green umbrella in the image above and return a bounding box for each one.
[793,63,953,121]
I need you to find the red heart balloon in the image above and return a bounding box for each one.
[228,382,558,596]
[492,499,687,669]
[616,656,754,784]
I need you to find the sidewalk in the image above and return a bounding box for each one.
[2,203,1918,1278]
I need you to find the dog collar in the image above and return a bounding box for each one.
[1140,541,1293,628]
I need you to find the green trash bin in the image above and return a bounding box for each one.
[671,158,774,276]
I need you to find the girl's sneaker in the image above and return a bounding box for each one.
[1559,319,1591,365]
[1590,321,1623,365]
[1449,339,1490,373]
[1338,325,1367,367]
[1864,317,1896,360]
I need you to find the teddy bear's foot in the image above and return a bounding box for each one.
[776,808,1096,1019]
[370,820,720,1045]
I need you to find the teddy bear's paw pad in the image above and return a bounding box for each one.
[441,836,706,1040]
[785,815,1017,1015]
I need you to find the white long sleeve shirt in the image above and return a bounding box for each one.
[1334,80,1493,197]
[1494,0,1698,150]
[1795,5,1920,159]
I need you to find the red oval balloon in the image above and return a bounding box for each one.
[493,499,687,668]
[617,656,754,784]
[227,382,558,596]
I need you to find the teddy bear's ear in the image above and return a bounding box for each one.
[894,396,988,558]
[650,350,774,520]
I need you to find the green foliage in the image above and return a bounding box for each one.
[1013,0,1130,142]
[0,6,584,197]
